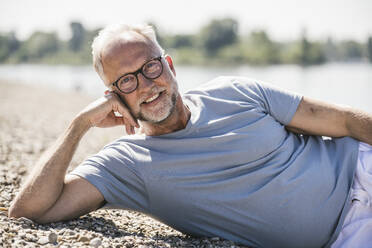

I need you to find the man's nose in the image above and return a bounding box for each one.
[137,73,155,91]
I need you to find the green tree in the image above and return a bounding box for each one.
[69,22,85,52]
[299,30,311,65]
[0,32,20,62]
[199,18,238,56]
[323,37,340,61]
[338,40,363,61]
[239,30,279,64]
[14,31,59,62]
[284,29,325,65]
[367,37,372,63]
[169,34,194,48]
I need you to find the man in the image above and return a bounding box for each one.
[8,24,372,248]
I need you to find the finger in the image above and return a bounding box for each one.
[124,120,133,135]
[114,117,125,126]
[127,121,135,135]
[96,111,119,128]
[122,116,134,135]
[127,122,135,135]
[108,93,138,128]
[114,100,139,128]
[127,116,136,134]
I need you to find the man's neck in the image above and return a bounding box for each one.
[139,97,191,136]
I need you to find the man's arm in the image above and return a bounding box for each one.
[286,96,372,145]
[8,92,138,222]
[9,117,88,219]
[34,175,105,224]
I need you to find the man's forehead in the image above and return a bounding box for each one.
[101,33,160,84]
[102,32,156,59]
[103,38,160,71]
[103,38,133,57]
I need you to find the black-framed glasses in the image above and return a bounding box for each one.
[111,55,164,94]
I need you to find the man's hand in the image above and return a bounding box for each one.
[78,92,139,135]
[9,91,142,221]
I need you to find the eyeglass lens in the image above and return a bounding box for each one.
[117,58,162,93]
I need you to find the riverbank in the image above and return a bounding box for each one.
[0,81,244,247]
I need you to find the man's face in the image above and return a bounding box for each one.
[101,34,179,123]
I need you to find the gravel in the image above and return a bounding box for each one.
[89,237,102,247]
[0,81,248,247]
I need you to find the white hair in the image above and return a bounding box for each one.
[91,23,164,84]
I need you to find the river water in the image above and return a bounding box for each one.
[0,63,371,112]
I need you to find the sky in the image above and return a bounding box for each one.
[1,0,372,42]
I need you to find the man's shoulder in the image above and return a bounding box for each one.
[102,134,147,150]
[186,76,258,93]
[183,76,262,101]
[91,135,147,162]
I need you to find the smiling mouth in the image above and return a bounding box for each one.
[142,90,164,104]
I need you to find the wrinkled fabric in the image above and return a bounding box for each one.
[331,142,372,248]
[71,76,359,248]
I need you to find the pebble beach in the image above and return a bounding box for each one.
[0,81,247,248]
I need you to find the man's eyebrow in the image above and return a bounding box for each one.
[116,56,152,80]
[128,55,159,72]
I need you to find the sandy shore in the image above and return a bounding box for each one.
[0,81,245,247]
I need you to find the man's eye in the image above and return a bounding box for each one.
[121,75,134,84]
[146,62,156,69]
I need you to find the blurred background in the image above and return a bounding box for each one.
[1,0,372,111]
[1,2,371,246]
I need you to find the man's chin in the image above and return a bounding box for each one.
[137,92,177,124]
[138,108,172,124]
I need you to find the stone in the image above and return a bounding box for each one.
[25,233,36,242]
[18,216,34,225]
[90,237,102,248]
[2,193,11,201]
[48,232,58,243]
[38,236,49,245]
[78,235,90,242]
[13,239,27,246]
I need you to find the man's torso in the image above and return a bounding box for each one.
[72,77,359,247]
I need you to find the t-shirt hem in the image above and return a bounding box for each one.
[283,94,303,125]
[69,167,116,209]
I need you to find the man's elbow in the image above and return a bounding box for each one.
[8,211,49,224]
[8,202,24,218]
[8,203,44,223]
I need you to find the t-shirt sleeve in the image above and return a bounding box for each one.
[69,143,149,213]
[231,77,303,125]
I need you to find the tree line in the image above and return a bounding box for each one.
[1,18,372,66]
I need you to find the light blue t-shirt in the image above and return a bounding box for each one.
[71,76,359,248]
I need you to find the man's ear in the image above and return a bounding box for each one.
[165,55,176,76]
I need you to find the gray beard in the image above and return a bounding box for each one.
[136,92,177,124]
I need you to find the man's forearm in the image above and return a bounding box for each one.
[9,116,90,220]
[346,108,372,145]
